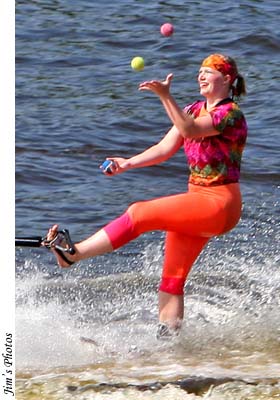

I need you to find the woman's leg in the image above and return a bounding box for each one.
[158,232,209,330]
[158,291,184,327]
[46,224,114,267]
[47,192,206,267]
[48,185,239,269]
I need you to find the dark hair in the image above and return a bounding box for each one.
[231,73,246,99]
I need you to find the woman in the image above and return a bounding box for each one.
[45,54,247,338]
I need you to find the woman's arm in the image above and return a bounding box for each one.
[139,74,219,139]
[106,125,183,175]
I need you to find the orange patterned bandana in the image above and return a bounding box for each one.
[201,54,238,84]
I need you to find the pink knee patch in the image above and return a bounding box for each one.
[103,212,137,249]
[159,276,185,295]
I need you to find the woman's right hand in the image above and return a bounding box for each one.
[138,73,173,98]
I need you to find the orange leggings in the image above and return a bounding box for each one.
[104,183,242,295]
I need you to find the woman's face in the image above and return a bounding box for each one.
[198,67,230,97]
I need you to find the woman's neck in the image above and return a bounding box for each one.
[205,96,230,111]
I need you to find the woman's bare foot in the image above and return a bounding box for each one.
[45,224,76,268]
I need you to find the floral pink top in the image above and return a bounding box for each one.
[183,99,247,186]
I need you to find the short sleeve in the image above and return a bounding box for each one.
[183,101,204,117]
[209,103,245,134]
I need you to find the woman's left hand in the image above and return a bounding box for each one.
[138,73,173,98]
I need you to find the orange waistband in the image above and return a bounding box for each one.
[188,182,241,197]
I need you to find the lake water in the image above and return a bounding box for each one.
[15,0,279,399]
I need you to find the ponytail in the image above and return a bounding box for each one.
[231,74,246,99]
